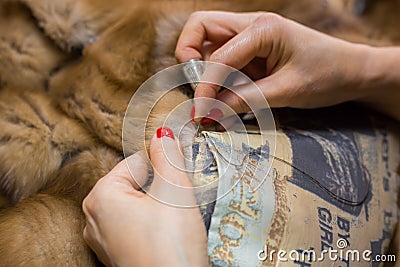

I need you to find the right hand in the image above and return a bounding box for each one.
[176,11,376,121]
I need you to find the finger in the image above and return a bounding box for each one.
[103,150,149,191]
[148,127,196,206]
[150,127,191,187]
[82,152,149,223]
[208,18,274,71]
[199,98,237,128]
[216,72,291,114]
[193,14,276,120]
[175,11,258,62]
[216,115,239,132]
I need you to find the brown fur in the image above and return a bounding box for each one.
[12,0,139,51]
[0,89,97,203]
[0,0,399,265]
[0,2,66,91]
[0,194,96,266]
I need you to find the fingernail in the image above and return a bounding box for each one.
[156,127,175,140]
[191,106,195,122]
[201,108,223,126]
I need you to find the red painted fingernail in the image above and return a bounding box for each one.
[156,127,175,140]
[201,108,223,126]
[191,106,195,122]
[200,117,215,126]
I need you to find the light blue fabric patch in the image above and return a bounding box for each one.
[204,133,276,267]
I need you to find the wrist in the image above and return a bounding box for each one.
[355,45,400,120]
[358,46,400,94]
[339,42,378,99]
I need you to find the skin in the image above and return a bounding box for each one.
[175,11,400,121]
[82,132,209,267]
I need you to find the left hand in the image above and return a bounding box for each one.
[82,127,209,267]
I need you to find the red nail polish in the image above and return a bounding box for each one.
[191,106,195,122]
[156,127,175,140]
[201,108,223,126]
[201,118,215,126]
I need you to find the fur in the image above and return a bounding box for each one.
[0,2,66,91]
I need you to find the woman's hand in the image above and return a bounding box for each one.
[176,11,400,121]
[82,127,209,267]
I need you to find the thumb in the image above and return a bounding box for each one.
[148,127,197,207]
[102,150,149,191]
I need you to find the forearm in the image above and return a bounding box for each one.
[356,46,400,121]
